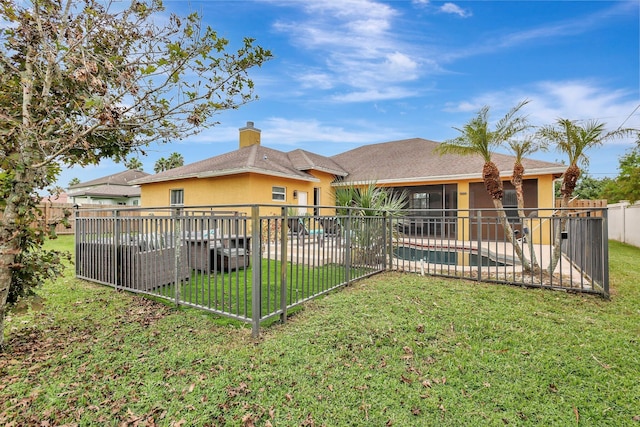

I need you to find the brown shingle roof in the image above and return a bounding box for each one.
[68,184,141,198]
[287,149,348,176]
[331,138,565,185]
[133,145,348,184]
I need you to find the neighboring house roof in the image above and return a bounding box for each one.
[68,169,148,200]
[331,138,566,186]
[68,169,149,189]
[67,184,142,198]
[132,145,349,185]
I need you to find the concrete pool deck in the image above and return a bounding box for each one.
[260,235,602,293]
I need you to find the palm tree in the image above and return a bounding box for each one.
[167,152,184,169]
[153,158,168,174]
[537,119,636,274]
[436,100,533,271]
[154,152,184,173]
[334,183,408,265]
[507,137,545,270]
[124,157,143,171]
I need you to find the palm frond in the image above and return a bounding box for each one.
[537,118,637,168]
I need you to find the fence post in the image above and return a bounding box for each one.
[280,207,288,325]
[345,209,352,285]
[602,208,610,299]
[74,206,81,277]
[476,211,482,282]
[385,212,392,271]
[173,207,182,307]
[251,205,262,338]
[113,209,120,290]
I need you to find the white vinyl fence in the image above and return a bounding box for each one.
[608,201,640,248]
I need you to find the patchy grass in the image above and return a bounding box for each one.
[1,236,639,426]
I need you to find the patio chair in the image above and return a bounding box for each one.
[288,217,309,236]
[318,217,341,244]
[319,217,340,236]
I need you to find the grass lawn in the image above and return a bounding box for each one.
[1,235,639,426]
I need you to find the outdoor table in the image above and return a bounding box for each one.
[186,234,251,272]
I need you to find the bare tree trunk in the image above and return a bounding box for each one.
[493,199,532,272]
[512,172,539,271]
[548,166,580,275]
[0,180,30,350]
[547,193,570,275]
[0,224,19,350]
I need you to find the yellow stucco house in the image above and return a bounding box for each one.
[132,121,565,242]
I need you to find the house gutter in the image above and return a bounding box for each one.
[332,167,567,187]
[198,167,320,182]
[132,167,320,185]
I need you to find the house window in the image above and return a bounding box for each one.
[170,189,184,206]
[272,186,286,201]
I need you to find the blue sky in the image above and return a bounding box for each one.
[62,0,640,188]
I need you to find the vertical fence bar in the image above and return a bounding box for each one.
[74,207,80,277]
[345,210,352,285]
[383,213,389,271]
[476,211,482,282]
[113,209,120,290]
[173,207,182,307]
[280,208,288,324]
[386,213,393,271]
[251,205,262,338]
[602,208,610,298]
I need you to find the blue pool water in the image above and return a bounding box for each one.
[394,246,507,267]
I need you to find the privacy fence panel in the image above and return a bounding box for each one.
[608,201,640,248]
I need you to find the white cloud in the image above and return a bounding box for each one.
[256,117,405,147]
[444,79,640,142]
[442,1,636,62]
[296,71,335,90]
[331,87,419,103]
[272,0,426,102]
[439,3,472,18]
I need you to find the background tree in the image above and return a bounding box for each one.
[537,119,636,274]
[436,100,534,272]
[0,0,272,350]
[569,174,611,200]
[124,157,143,171]
[154,152,184,173]
[601,140,640,203]
[68,177,81,187]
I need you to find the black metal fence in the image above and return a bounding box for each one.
[391,208,608,296]
[75,205,609,336]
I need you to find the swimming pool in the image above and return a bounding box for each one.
[393,246,508,267]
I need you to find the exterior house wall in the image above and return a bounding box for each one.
[70,195,140,206]
[376,173,555,243]
[140,171,337,216]
[467,175,555,244]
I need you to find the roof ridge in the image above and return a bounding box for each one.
[290,149,314,170]
[246,144,258,167]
